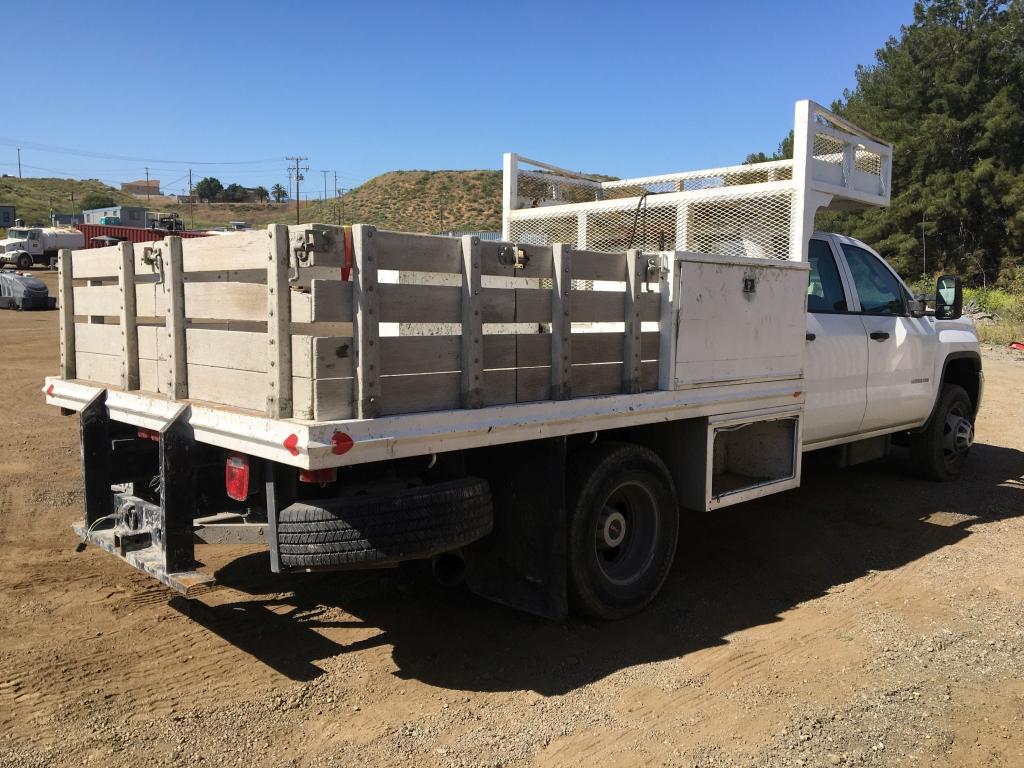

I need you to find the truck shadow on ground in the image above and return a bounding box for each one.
[173,442,1024,694]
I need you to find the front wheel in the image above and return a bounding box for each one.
[16,254,32,270]
[910,384,975,481]
[567,442,679,619]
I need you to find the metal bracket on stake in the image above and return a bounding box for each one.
[646,254,670,284]
[140,246,164,285]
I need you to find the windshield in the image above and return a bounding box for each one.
[8,229,30,239]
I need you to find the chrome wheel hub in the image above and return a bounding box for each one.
[600,509,627,548]
[943,412,974,457]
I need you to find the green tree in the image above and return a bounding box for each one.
[271,183,287,203]
[254,185,270,203]
[826,0,1024,284]
[194,177,223,202]
[79,192,115,210]
[222,183,249,202]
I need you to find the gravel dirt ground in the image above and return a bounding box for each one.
[2,271,1023,768]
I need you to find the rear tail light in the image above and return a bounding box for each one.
[299,467,337,484]
[225,453,250,501]
[137,427,160,442]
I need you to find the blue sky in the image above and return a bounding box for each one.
[9,0,912,197]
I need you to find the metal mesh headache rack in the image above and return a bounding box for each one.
[503,100,892,263]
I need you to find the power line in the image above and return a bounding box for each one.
[0,137,279,166]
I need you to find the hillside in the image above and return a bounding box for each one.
[0,170,503,234]
[0,177,139,226]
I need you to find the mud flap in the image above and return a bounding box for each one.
[73,400,214,594]
[462,436,568,620]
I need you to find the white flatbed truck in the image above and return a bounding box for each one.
[45,101,982,619]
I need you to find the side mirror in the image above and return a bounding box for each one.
[907,297,927,318]
[935,275,963,320]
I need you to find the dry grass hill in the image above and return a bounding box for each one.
[0,170,503,234]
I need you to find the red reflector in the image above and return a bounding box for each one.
[225,453,250,501]
[299,467,337,484]
[46,384,54,395]
[331,432,354,455]
[283,433,300,456]
[137,427,160,442]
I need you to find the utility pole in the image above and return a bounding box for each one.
[145,167,151,203]
[17,148,21,178]
[188,169,195,231]
[336,187,350,226]
[287,166,294,202]
[320,170,329,208]
[286,156,308,225]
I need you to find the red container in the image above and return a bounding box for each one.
[77,223,210,249]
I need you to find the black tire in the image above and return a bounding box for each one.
[277,477,493,568]
[567,442,679,620]
[16,254,32,270]
[910,384,975,481]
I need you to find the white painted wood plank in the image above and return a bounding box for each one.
[163,238,188,398]
[118,242,140,390]
[266,224,291,417]
[460,236,483,408]
[72,284,120,317]
[58,249,75,379]
[352,225,382,418]
[550,244,572,399]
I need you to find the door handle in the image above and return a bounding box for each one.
[869,331,890,341]
[805,333,816,341]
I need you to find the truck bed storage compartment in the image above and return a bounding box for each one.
[673,408,802,512]
[711,415,799,500]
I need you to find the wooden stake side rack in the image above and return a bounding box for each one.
[58,225,665,422]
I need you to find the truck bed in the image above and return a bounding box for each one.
[46,227,809,474]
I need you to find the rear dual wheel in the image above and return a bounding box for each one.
[567,443,679,619]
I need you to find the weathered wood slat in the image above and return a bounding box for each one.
[266,224,292,417]
[569,289,660,323]
[164,238,188,398]
[184,282,267,321]
[479,241,554,279]
[177,230,268,272]
[291,336,353,379]
[72,245,122,279]
[352,225,382,418]
[75,351,121,386]
[184,328,266,372]
[137,325,160,360]
[571,249,628,282]
[71,284,120,317]
[59,250,76,379]
[118,242,140,390]
[73,323,120,354]
[460,236,484,408]
[623,249,644,394]
[374,230,463,273]
[292,376,354,421]
[550,244,572,399]
[305,279,354,323]
[186,364,264,411]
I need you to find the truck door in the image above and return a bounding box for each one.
[803,237,868,445]
[27,230,42,256]
[837,241,936,432]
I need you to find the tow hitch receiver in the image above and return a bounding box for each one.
[71,391,215,595]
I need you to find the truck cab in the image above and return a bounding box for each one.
[0,227,44,268]
[0,226,85,269]
[804,232,981,478]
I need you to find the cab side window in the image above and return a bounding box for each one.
[841,244,906,316]
[807,239,848,313]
